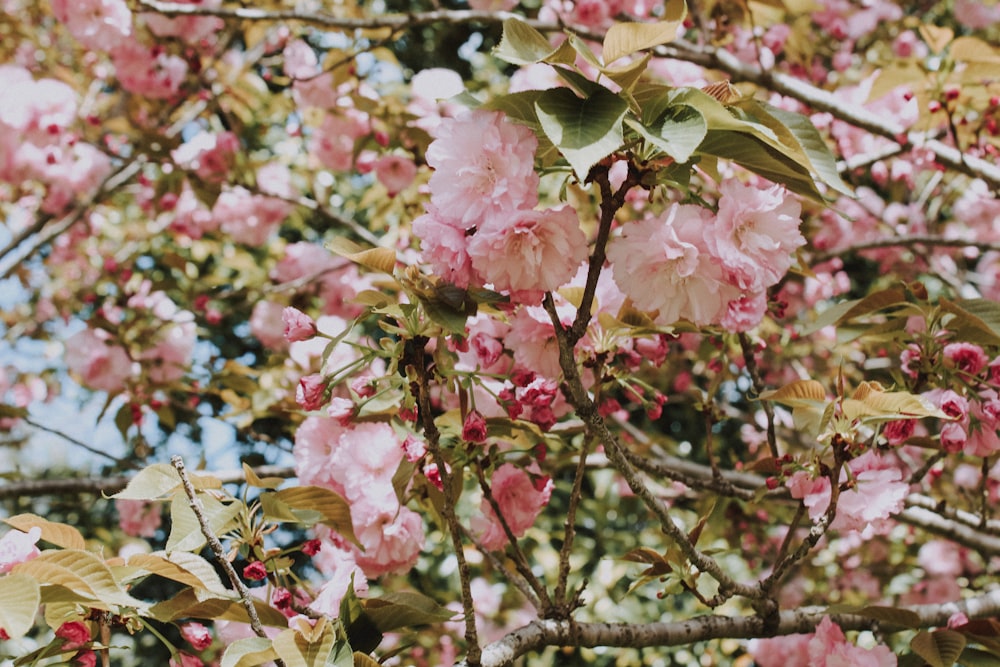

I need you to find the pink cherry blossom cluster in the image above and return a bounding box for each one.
[293,418,424,578]
[472,463,554,550]
[750,616,896,666]
[786,450,908,539]
[0,66,112,214]
[607,179,805,331]
[413,109,588,304]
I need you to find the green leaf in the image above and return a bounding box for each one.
[603,17,686,65]
[958,647,1000,667]
[353,653,381,667]
[13,549,146,612]
[243,463,286,490]
[166,492,243,553]
[625,102,706,164]
[326,238,396,275]
[221,638,278,667]
[696,130,822,199]
[126,551,232,599]
[940,298,1000,346]
[273,486,359,548]
[363,592,458,633]
[4,514,86,550]
[273,620,336,667]
[535,86,628,180]
[853,605,922,629]
[109,463,182,500]
[149,588,289,626]
[493,18,575,66]
[911,629,966,667]
[0,573,40,639]
[755,101,853,195]
[601,53,652,93]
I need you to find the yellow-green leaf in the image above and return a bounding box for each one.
[4,514,86,550]
[0,573,40,639]
[272,621,336,667]
[759,380,827,404]
[273,486,358,548]
[326,237,396,274]
[13,549,146,612]
[166,493,243,553]
[363,591,458,632]
[354,653,381,667]
[150,588,289,626]
[109,463,182,500]
[493,18,576,66]
[126,551,232,599]
[603,18,685,65]
[911,629,966,667]
[221,637,278,667]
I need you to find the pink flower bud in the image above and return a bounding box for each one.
[462,409,488,443]
[56,621,91,650]
[180,622,212,651]
[282,306,317,342]
[296,374,326,411]
[243,561,267,581]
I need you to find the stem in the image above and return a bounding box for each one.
[553,436,592,614]
[738,333,779,460]
[170,456,286,667]
[475,465,553,613]
[411,338,482,666]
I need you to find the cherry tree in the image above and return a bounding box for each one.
[1,0,1000,666]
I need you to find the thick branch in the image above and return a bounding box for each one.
[0,465,295,500]
[460,588,1000,667]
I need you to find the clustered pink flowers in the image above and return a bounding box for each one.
[751,616,896,666]
[413,110,588,304]
[608,179,805,331]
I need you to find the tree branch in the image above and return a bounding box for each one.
[0,465,295,500]
[459,588,1000,667]
[171,456,285,666]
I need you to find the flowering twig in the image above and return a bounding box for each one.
[474,464,553,614]
[170,456,285,666]
[410,337,482,665]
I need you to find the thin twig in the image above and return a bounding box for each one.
[171,456,285,666]
[412,337,482,666]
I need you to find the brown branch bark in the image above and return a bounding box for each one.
[459,588,1000,667]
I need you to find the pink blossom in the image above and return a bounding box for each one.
[808,617,896,667]
[310,111,370,172]
[425,110,539,228]
[111,38,188,99]
[142,0,224,43]
[51,0,132,50]
[0,527,41,574]
[55,621,91,650]
[212,186,291,245]
[748,633,811,667]
[327,397,355,426]
[374,154,417,196]
[708,180,805,291]
[719,291,768,333]
[282,307,318,342]
[180,622,212,651]
[402,434,427,462]
[116,499,162,537]
[243,561,267,580]
[172,131,240,183]
[351,500,425,577]
[943,342,989,376]
[608,204,726,326]
[476,464,554,550]
[468,205,588,302]
[786,470,832,521]
[73,651,97,667]
[310,540,368,614]
[940,420,969,453]
[462,409,488,443]
[412,205,476,288]
[882,418,915,445]
[168,653,204,667]
[832,451,907,537]
[954,0,1000,29]
[296,374,327,411]
[64,328,133,393]
[250,301,288,350]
